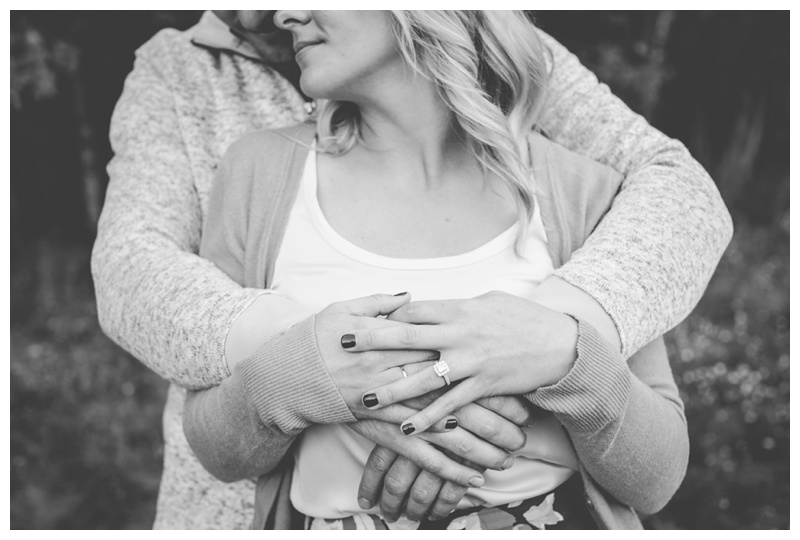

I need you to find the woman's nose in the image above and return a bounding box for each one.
[274,10,312,30]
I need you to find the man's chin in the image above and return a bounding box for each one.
[236,10,278,34]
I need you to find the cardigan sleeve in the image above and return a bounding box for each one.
[182,139,356,482]
[534,29,733,358]
[91,34,268,389]
[527,319,689,515]
[183,315,357,481]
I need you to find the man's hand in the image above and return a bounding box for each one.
[354,395,533,521]
[357,447,477,523]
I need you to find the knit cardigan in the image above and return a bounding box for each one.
[91,11,731,529]
[183,123,689,530]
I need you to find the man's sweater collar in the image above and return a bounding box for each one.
[189,10,263,62]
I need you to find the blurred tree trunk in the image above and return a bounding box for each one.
[60,43,103,234]
[715,93,767,205]
[640,10,676,120]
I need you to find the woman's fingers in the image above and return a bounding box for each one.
[351,420,485,488]
[387,300,462,324]
[378,456,422,522]
[362,402,458,433]
[335,292,411,317]
[401,381,483,436]
[358,445,398,510]
[341,323,455,352]
[403,470,445,522]
[361,363,458,413]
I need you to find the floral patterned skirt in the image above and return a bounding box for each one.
[305,474,598,530]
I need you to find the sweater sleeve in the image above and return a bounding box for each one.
[535,30,733,358]
[91,35,266,389]
[527,319,689,515]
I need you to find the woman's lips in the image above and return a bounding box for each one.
[294,41,322,55]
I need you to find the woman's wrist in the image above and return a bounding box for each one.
[529,310,579,389]
[225,292,313,372]
[526,317,632,433]
[529,275,621,353]
[237,315,356,433]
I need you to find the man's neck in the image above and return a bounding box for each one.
[211,11,303,97]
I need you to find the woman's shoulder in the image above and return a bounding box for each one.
[527,131,623,211]
[526,131,625,251]
[212,122,315,210]
[527,131,622,186]
[224,122,316,162]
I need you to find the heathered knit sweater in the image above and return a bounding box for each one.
[91,12,732,529]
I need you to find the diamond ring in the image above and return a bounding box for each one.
[433,360,451,386]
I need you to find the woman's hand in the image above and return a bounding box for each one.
[344,292,579,434]
[314,293,440,417]
[348,420,492,488]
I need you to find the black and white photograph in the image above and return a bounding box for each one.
[9,10,790,530]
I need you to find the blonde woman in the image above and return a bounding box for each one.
[177,11,726,530]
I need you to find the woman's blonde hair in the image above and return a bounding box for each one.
[316,11,550,250]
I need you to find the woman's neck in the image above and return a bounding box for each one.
[348,78,472,189]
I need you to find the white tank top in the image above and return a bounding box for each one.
[271,149,579,519]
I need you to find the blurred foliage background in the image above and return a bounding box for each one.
[10,11,789,529]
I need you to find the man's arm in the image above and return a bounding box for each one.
[91,36,265,389]
[530,30,733,358]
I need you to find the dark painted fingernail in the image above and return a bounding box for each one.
[358,497,371,509]
[401,422,416,435]
[469,476,485,487]
[394,291,408,296]
[341,334,356,348]
[445,418,458,430]
[362,393,379,408]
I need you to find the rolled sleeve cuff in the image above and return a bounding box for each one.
[526,317,631,433]
[238,315,356,433]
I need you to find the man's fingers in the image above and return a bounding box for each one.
[423,427,513,472]
[427,481,470,522]
[476,395,536,426]
[358,445,398,510]
[379,457,421,522]
[404,470,444,522]
[456,402,527,452]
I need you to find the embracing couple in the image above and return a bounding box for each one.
[92,10,732,530]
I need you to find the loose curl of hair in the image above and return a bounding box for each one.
[316,11,550,251]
